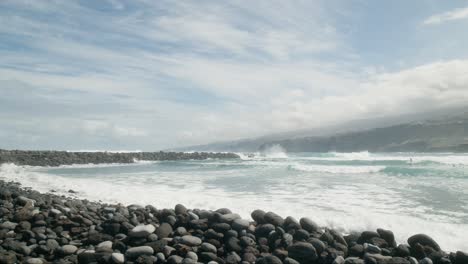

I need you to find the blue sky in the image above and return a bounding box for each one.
[1,0,468,150]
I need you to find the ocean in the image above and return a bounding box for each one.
[1,150,467,252]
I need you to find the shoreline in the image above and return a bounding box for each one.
[0,150,240,167]
[1,180,467,264]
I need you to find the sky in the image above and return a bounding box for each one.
[1,0,468,151]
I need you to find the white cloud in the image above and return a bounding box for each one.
[1,1,468,149]
[423,6,468,25]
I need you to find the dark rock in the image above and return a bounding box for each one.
[299,218,319,233]
[407,234,440,251]
[232,219,250,231]
[293,229,310,241]
[175,204,187,215]
[358,231,380,244]
[264,212,284,226]
[251,210,267,224]
[344,257,364,264]
[284,216,301,230]
[377,228,397,248]
[288,242,318,264]
[256,255,283,264]
[255,224,276,237]
[349,244,364,257]
[455,251,468,264]
[156,223,173,238]
[396,244,411,257]
[226,237,242,252]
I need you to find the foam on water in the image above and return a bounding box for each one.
[289,164,386,173]
[1,152,468,252]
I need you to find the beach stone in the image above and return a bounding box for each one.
[156,223,173,238]
[0,221,17,230]
[129,224,156,238]
[156,252,165,261]
[264,212,284,226]
[251,209,266,224]
[396,244,411,257]
[0,252,17,263]
[408,257,418,264]
[344,257,364,264]
[45,239,59,252]
[176,226,188,236]
[240,236,256,247]
[377,228,397,247]
[332,256,345,264]
[126,246,154,258]
[287,242,318,264]
[407,234,440,251]
[308,238,326,254]
[364,243,381,254]
[232,219,250,231]
[111,252,125,264]
[220,213,241,223]
[284,257,300,264]
[349,244,364,257]
[186,251,198,261]
[96,240,113,252]
[226,237,242,252]
[419,258,433,264]
[255,224,276,237]
[168,255,184,264]
[455,251,468,264]
[293,229,310,241]
[384,257,410,264]
[175,204,187,215]
[284,216,301,230]
[299,218,319,233]
[181,235,202,246]
[26,258,44,264]
[201,242,217,253]
[61,244,78,255]
[256,255,282,264]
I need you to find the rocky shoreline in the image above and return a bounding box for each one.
[0,180,467,264]
[0,150,239,167]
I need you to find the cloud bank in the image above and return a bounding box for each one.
[1,0,468,150]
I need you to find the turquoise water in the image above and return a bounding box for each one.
[1,151,468,251]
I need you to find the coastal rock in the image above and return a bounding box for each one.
[299,218,319,233]
[256,255,283,264]
[377,228,397,247]
[125,246,154,258]
[455,251,468,264]
[264,212,284,226]
[175,204,187,215]
[156,222,173,238]
[96,240,113,252]
[26,258,44,264]
[232,219,250,231]
[61,245,78,255]
[111,253,125,264]
[287,242,318,264]
[180,235,202,246]
[407,234,441,251]
[251,209,267,224]
[201,242,217,253]
[129,224,156,238]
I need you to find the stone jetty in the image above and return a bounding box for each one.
[0,150,239,167]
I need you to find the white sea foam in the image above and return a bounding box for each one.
[290,164,386,173]
[1,157,467,252]
[302,151,468,165]
[260,145,288,159]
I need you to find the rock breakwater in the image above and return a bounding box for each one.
[0,180,467,264]
[0,150,239,167]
